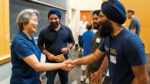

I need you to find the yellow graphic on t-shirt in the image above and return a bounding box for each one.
[110,48,117,55]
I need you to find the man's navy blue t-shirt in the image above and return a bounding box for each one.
[38,24,75,61]
[98,28,146,84]
[10,32,41,84]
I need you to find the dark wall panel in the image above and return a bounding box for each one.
[9,0,67,41]
[38,0,67,9]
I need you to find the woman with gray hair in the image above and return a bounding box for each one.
[10,9,70,84]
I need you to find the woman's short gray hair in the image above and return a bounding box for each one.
[16,9,39,31]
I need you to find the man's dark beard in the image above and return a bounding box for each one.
[50,21,59,29]
[93,22,100,29]
[99,20,114,38]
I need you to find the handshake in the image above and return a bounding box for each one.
[60,59,77,71]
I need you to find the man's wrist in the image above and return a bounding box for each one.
[98,69,103,73]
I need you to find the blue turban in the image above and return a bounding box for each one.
[48,9,61,19]
[101,0,126,24]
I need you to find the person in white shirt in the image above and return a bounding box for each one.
[77,16,88,53]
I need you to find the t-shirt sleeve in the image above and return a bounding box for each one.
[68,29,75,45]
[98,39,105,52]
[37,30,45,52]
[14,39,34,59]
[124,36,146,66]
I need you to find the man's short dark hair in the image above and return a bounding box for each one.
[92,10,101,17]
[86,23,93,30]
[127,9,135,15]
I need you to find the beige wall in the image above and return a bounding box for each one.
[68,0,102,44]
[77,0,102,10]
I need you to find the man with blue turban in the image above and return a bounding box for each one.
[38,9,75,84]
[69,0,149,84]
